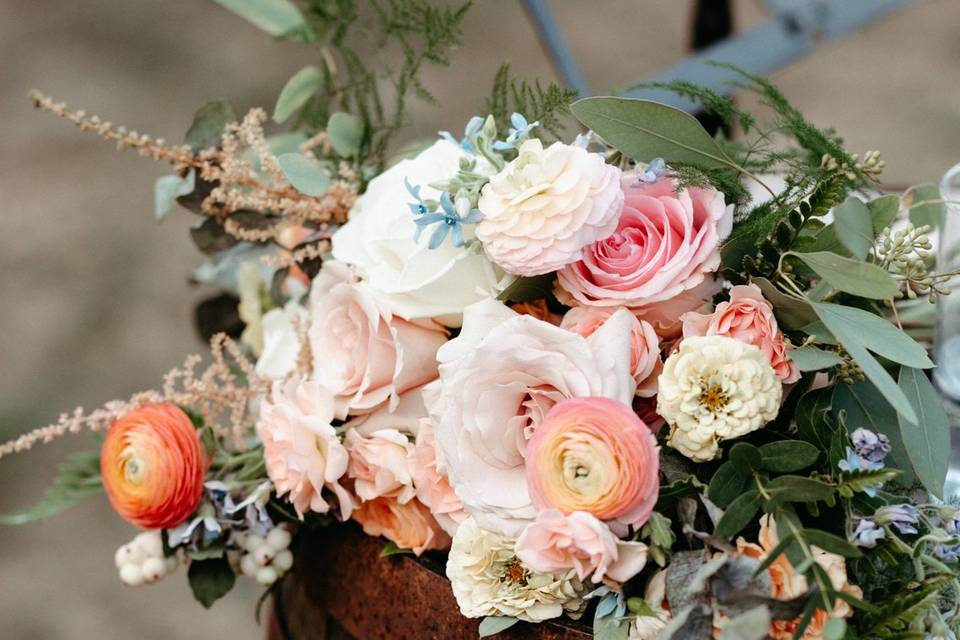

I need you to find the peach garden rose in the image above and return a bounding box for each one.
[352,496,450,556]
[345,428,416,504]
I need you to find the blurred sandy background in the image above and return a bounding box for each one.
[1,1,958,638]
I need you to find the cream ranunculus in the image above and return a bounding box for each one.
[331,139,505,325]
[657,335,782,461]
[432,299,636,536]
[446,516,586,622]
[476,139,623,276]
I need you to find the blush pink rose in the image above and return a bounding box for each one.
[410,419,467,537]
[556,175,733,309]
[561,306,662,397]
[345,428,416,504]
[352,495,451,555]
[525,396,660,532]
[516,509,648,585]
[681,283,800,383]
[308,261,448,420]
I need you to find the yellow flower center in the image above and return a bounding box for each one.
[500,557,529,586]
[699,382,729,414]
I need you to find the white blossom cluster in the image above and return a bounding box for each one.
[237,526,293,585]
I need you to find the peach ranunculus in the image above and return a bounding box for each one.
[476,139,623,276]
[101,403,207,530]
[308,261,448,420]
[410,419,468,537]
[345,428,416,504]
[515,509,648,585]
[525,397,660,532]
[257,379,354,520]
[561,306,662,397]
[432,299,637,536]
[352,495,451,555]
[733,515,861,639]
[681,283,800,383]
[556,174,733,310]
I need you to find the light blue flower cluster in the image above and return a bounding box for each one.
[439,116,484,154]
[405,179,483,250]
[635,157,667,184]
[492,112,539,151]
[852,505,920,549]
[838,427,891,498]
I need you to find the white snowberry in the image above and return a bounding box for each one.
[114,530,176,587]
[266,527,292,550]
[256,566,279,586]
[119,563,146,587]
[273,549,294,572]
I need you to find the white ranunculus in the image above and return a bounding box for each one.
[432,299,636,536]
[446,516,586,622]
[331,139,505,325]
[254,302,306,381]
[658,335,782,461]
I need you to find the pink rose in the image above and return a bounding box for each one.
[352,495,451,555]
[345,428,416,504]
[308,261,448,420]
[410,419,467,537]
[556,175,733,309]
[561,306,662,397]
[257,379,354,520]
[681,284,800,383]
[516,510,648,585]
[525,397,660,532]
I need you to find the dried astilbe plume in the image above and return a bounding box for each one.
[29,92,360,246]
[0,334,266,461]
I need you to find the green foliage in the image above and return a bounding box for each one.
[896,366,950,497]
[785,251,898,300]
[277,152,331,196]
[836,468,901,498]
[187,556,236,609]
[184,100,238,151]
[0,451,102,525]
[486,62,579,138]
[478,616,519,637]
[379,541,413,557]
[631,79,755,133]
[860,575,952,638]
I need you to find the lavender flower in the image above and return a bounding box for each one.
[851,519,885,548]
[875,504,920,535]
[635,157,667,184]
[851,428,891,465]
[945,510,960,535]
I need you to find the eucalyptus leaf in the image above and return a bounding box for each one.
[478,616,519,637]
[708,462,748,509]
[187,557,236,609]
[905,183,944,229]
[751,278,817,330]
[184,100,237,151]
[832,197,874,260]
[757,441,820,473]
[897,366,950,497]
[570,97,738,170]
[273,65,322,124]
[327,112,364,157]
[212,0,307,37]
[868,195,900,234]
[787,252,897,299]
[800,529,862,558]
[277,152,331,196]
[154,170,195,221]
[715,491,761,539]
[788,346,844,372]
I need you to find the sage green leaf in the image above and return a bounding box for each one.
[0,451,102,525]
[327,112,364,157]
[715,491,761,539]
[787,252,897,299]
[187,557,236,609]
[729,443,762,473]
[832,197,874,260]
[212,0,307,37]
[570,97,737,170]
[897,366,950,497]
[497,273,555,303]
[757,441,820,473]
[273,65,322,123]
[799,321,837,345]
[379,541,413,558]
[905,183,944,229]
[800,529,862,558]
[810,302,932,369]
[788,346,844,372]
[833,380,916,487]
[752,278,818,330]
[184,100,237,151]
[822,618,846,640]
[868,195,900,234]
[765,475,834,503]
[154,170,195,221]
[478,616,519,637]
[277,152,331,196]
[795,387,834,451]
[708,462,748,509]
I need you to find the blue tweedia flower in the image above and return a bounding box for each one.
[405,177,429,216]
[439,116,483,153]
[413,191,483,249]
[935,542,960,563]
[851,427,891,465]
[875,504,921,535]
[636,157,667,184]
[838,447,884,496]
[492,112,539,151]
[851,519,885,548]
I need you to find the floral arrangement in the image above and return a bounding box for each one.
[5,2,960,639]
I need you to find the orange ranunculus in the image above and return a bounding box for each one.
[101,403,207,530]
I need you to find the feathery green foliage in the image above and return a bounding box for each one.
[485,62,579,138]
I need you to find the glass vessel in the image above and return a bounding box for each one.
[935,163,960,497]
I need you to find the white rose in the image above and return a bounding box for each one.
[332,140,505,325]
[476,139,623,276]
[657,335,782,461]
[255,302,306,381]
[432,299,636,536]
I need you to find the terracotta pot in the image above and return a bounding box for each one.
[268,522,593,640]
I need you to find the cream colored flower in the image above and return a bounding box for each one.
[476,139,623,276]
[657,335,781,461]
[446,516,587,623]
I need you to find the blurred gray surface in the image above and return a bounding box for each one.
[1,1,958,638]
